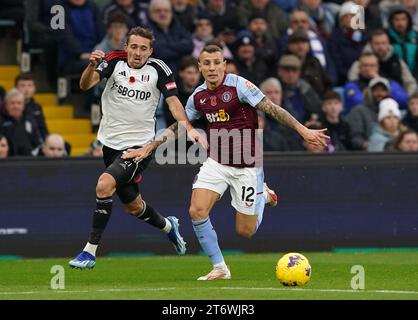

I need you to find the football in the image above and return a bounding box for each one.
[275,253,312,286]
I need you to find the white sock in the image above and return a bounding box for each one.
[263,191,269,203]
[162,218,172,234]
[214,261,228,270]
[83,242,98,256]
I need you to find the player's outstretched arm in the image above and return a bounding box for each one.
[79,50,105,91]
[256,97,330,148]
[166,96,208,149]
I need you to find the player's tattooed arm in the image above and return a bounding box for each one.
[256,97,302,131]
[256,97,330,147]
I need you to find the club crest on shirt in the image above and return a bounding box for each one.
[141,74,150,82]
[97,60,108,71]
[222,91,232,102]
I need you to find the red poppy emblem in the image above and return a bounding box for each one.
[129,76,135,83]
[210,96,217,106]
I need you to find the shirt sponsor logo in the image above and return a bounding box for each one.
[205,109,230,123]
[110,80,151,100]
[165,82,177,90]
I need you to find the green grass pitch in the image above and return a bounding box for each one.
[1,252,418,300]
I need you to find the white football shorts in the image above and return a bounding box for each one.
[192,157,265,215]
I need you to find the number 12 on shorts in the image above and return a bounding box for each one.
[241,186,255,203]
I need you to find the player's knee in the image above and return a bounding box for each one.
[125,201,144,216]
[189,205,209,221]
[96,175,115,198]
[236,225,255,239]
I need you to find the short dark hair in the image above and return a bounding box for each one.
[200,44,223,56]
[107,10,129,28]
[323,91,341,102]
[371,29,389,41]
[126,27,155,47]
[395,129,418,150]
[408,92,418,102]
[179,55,198,71]
[14,73,35,86]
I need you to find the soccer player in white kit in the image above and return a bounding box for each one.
[124,45,329,280]
[69,27,204,269]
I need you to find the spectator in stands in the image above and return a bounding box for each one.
[344,53,408,112]
[273,0,299,14]
[386,5,418,79]
[0,89,43,156]
[260,77,304,151]
[298,0,336,40]
[302,121,328,153]
[402,92,418,132]
[232,34,269,86]
[237,0,288,40]
[24,0,64,89]
[171,0,197,32]
[95,10,129,54]
[203,0,238,36]
[329,1,368,85]
[0,134,13,159]
[394,129,418,151]
[58,0,104,76]
[401,0,418,28]
[102,0,147,28]
[286,29,333,98]
[380,0,401,28]
[191,12,232,59]
[15,73,49,141]
[320,91,351,151]
[84,139,103,157]
[348,30,418,96]
[277,54,323,123]
[146,0,193,74]
[368,98,406,151]
[280,9,336,81]
[247,13,279,67]
[36,133,67,157]
[225,59,239,75]
[164,56,201,127]
[346,77,391,150]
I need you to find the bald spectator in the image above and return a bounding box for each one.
[146,0,193,74]
[0,89,43,156]
[237,0,288,40]
[38,134,67,158]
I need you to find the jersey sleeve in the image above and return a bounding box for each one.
[236,76,265,107]
[95,50,127,80]
[151,60,179,98]
[185,94,202,122]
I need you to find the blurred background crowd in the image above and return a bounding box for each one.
[0,0,418,159]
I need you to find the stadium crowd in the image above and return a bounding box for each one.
[1,0,418,157]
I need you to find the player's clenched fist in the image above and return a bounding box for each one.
[89,50,106,66]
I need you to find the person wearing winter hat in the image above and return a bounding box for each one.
[368,97,407,151]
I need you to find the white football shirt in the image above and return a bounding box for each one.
[95,50,178,150]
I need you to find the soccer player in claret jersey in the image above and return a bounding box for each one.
[124,44,329,280]
[69,27,205,269]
